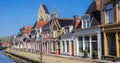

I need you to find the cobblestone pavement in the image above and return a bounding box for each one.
[7,49,99,63]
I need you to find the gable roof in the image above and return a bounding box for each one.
[23,26,32,34]
[33,20,48,28]
[57,18,73,27]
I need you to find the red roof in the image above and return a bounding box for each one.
[24,26,32,34]
[33,19,48,28]
[74,19,82,29]
[1,42,9,46]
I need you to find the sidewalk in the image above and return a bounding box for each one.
[6,49,120,63]
[45,54,120,63]
[6,49,95,63]
[47,54,118,63]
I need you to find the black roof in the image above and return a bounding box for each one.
[57,18,73,27]
[42,4,50,14]
[42,20,51,31]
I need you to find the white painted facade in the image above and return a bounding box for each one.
[60,25,74,55]
[74,27,102,59]
[60,35,75,56]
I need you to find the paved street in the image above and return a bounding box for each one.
[7,49,98,63]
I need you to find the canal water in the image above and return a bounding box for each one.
[0,50,15,63]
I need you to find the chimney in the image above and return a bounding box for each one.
[73,15,79,21]
[94,0,101,10]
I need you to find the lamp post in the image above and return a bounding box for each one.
[39,35,42,62]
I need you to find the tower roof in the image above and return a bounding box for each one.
[38,3,50,14]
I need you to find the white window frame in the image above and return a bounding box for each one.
[91,35,98,51]
[66,41,69,52]
[62,41,65,52]
[82,15,91,28]
[78,36,83,52]
[65,27,69,34]
[84,36,90,53]
[52,42,56,52]
[53,31,57,38]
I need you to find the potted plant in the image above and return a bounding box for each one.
[113,56,118,62]
[83,49,88,58]
[92,50,98,59]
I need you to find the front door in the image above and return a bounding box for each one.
[71,41,74,56]
[107,33,116,56]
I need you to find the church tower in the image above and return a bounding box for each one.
[38,3,50,21]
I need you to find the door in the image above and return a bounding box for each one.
[71,41,74,56]
[107,33,116,56]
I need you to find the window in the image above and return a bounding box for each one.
[66,41,69,52]
[53,31,57,38]
[106,3,113,23]
[53,25,57,30]
[78,37,83,52]
[82,15,91,28]
[38,29,40,33]
[65,27,69,34]
[84,36,90,53]
[53,42,56,51]
[92,35,97,41]
[118,1,120,21]
[91,35,98,51]
[85,42,90,52]
[62,41,65,52]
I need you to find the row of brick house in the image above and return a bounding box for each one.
[13,0,120,60]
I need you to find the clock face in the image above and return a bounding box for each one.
[53,25,57,30]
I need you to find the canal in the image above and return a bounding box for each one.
[0,50,15,63]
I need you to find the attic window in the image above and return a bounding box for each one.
[82,15,91,28]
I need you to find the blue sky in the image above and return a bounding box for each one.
[0,0,92,37]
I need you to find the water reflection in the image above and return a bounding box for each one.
[0,50,15,63]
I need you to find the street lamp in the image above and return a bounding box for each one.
[38,35,42,62]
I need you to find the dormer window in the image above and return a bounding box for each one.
[65,27,69,34]
[106,3,113,23]
[82,15,91,28]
